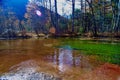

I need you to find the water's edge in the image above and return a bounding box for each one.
[0,67,61,80]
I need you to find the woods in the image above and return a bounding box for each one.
[0,1,120,80]
[0,0,120,38]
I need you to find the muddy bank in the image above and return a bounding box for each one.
[79,63,120,80]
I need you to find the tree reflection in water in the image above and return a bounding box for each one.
[58,47,73,72]
[53,46,81,72]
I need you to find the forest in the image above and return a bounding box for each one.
[0,0,120,80]
[0,0,120,38]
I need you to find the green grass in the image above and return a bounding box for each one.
[60,38,120,65]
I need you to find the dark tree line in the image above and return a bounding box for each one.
[71,0,120,37]
[0,0,120,38]
[48,0,120,37]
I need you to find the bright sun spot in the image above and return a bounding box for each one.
[29,0,32,3]
[35,10,42,16]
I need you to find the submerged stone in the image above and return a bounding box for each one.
[0,68,61,80]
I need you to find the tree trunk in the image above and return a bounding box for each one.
[103,0,105,32]
[86,0,98,37]
[72,0,75,33]
[54,0,59,34]
[49,0,53,27]
[80,0,83,32]
[115,0,120,33]
[111,0,120,35]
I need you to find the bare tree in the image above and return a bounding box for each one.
[54,0,59,34]
[72,0,75,33]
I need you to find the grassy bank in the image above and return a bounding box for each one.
[60,38,120,65]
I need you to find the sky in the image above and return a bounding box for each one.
[0,0,28,19]
[29,0,81,16]
[55,0,81,15]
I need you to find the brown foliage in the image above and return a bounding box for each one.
[49,27,56,34]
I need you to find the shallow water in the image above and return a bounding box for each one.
[0,38,119,80]
[0,39,97,80]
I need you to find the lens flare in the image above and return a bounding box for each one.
[35,10,42,16]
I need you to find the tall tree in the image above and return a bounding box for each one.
[54,0,59,34]
[86,0,98,36]
[111,0,120,34]
[72,0,75,33]
[115,0,120,33]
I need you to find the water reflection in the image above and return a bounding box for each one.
[52,46,81,72]
[59,47,73,72]
[0,39,98,80]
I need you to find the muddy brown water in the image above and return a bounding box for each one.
[0,39,119,80]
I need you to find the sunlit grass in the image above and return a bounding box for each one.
[60,38,120,65]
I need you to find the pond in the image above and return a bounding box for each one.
[0,38,120,80]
